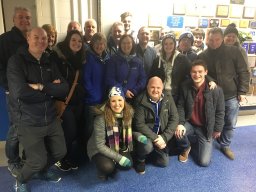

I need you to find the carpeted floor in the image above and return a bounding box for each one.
[1,125,256,192]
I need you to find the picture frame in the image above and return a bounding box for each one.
[173,3,186,15]
[243,7,255,19]
[230,0,245,5]
[239,20,249,28]
[216,5,229,17]
[249,21,256,29]
[229,5,243,18]
[220,19,230,27]
[209,19,220,28]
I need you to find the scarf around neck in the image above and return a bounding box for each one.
[106,113,133,152]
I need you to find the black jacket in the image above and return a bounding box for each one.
[0,26,27,90]
[7,46,69,127]
[198,44,250,100]
[177,79,225,139]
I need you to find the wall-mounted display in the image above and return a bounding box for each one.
[243,7,255,19]
[198,18,209,28]
[209,19,219,28]
[220,19,230,27]
[200,3,215,17]
[173,3,186,15]
[167,16,184,28]
[248,43,256,54]
[250,21,256,29]
[239,20,249,28]
[185,17,198,28]
[186,3,200,16]
[216,5,229,17]
[230,0,245,5]
[229,4,243,18]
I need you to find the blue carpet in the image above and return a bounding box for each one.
[1,125,256,192]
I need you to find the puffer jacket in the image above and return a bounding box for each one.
[198,43,250,100]
[177,79,225,140]
[133,91,179,143]
[7,46,69,127]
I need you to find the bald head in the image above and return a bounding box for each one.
[147,76,164,102]
[67,21,81,33]
[27,27,48,59]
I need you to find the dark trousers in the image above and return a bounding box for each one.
[61,104,83,160]
[92,151,133,176]
[16,119,66,183]
[5,93,20,163]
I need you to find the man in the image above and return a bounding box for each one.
[83,19,97,49]
[177,31,197,63]
[120,11,137,42]
[192,28,206,55]
[198,27,250,160]
[133,76,178,174]
[67,21,82,33]
[0,7,31,177]
[107,21,124,56]
[136,26,157,76]
[7,27,68,192]
[175,59,225,166]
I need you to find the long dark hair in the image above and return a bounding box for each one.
[58,30,86,68]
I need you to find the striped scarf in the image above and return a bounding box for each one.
[106,113,133,152]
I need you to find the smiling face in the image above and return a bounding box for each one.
[147,76,163,102]
[120,36,133,55]
[27,28,48,58]
[112,24,124,44]
[69,33,83,53]
[109,95,125,114]
[190,65,208,88]
[162,37,175,56]
[207,32,223,50]
[122,15,132,33]
[13,9,31,33]
[224,33,237,45]
[194,34,204,47]
[92,39,106,56]
[137,27,150,46]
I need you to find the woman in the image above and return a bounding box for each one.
[105,34,146,104]
[87,86,134,180]
[83,32,110,147]
[150,33,191,103]
[42,24,57,53]
[52,30,86,171]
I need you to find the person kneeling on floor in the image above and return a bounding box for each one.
[175,59,225,167]
[133,76,179,174]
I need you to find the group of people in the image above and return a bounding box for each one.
[0,6,250,192]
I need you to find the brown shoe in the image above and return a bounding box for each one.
[221,147,235,160]
[178,146,191,163]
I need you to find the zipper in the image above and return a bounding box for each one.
[39,61,47,125]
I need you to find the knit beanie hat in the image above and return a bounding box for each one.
[108,86,125,99]
[224,23,238,37]
[178,31,194,45]
[161,33,177,47]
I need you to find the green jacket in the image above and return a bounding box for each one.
[133,91,179,143]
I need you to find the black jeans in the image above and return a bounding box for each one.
[16,119,66,183]
[5,93,20,164]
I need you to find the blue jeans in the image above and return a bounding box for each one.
[176,122,213,167]
[219,97,239,147]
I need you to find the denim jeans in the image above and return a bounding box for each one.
[219,97,239,147]
[176,122,213,167]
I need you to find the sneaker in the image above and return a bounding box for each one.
[34,170,61,183]
[65,160,78,170]
[55,160,72,172]
[221,147,235,160]
[8,162,23,177]
[178,146,191,163]
[14,180,30,192]
[134,160,145,175]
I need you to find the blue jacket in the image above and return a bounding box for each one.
[83,50,109,105]
[105,52,146,96]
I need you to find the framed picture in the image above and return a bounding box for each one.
[167,16,184,28]
[173,3,186,15]
[249,21,256,29]
[220,19,230,27]
[239,20,249,28]
[186,3,200,16]
[209,19,220,28]
[243,7,255,19]
[216,5,229,17]
[229,5,243,18]
[230,0,245,5]
[198,18,209,28]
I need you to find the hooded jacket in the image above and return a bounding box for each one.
[7,46,69,127]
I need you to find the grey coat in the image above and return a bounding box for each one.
[133,91,179,143]
[87,115,123,163]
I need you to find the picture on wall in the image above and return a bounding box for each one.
[243,7,255,19]
[220,19,230,27]
[209,19,220,28]
[216,5,229,17]
[173,3,186,15]
[239,20,249,28]
[230,0,245,5]
[229,5,243,18]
